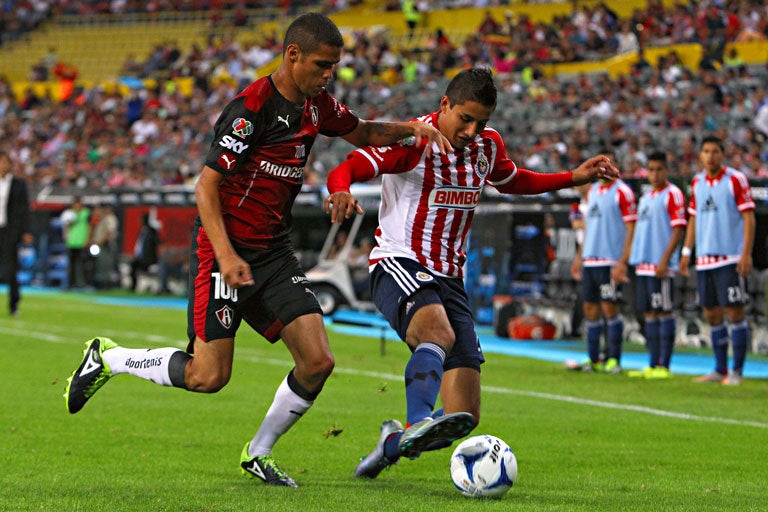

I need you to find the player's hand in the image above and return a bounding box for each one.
[572,155,620,185]
[570,257,582,281]
[218,253,254,289]
[655,261,669,279]
[679,255,690,277]
[410,121,453,156]
[737,253,753,277]
[324,191,363,224]
[611,261,629,283]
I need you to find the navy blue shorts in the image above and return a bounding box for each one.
[634,275,674,313]
[370,257,484,372]
[581,265,621,304]
[696,264,748,309]
[187,223,321,348]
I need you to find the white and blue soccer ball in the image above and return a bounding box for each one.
[450,434,517,498]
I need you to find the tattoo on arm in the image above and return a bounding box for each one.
[366,121,410,144]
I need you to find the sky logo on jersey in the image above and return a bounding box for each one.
[232,118,253,138]
[429,186,482,210]
[219,135,249,154]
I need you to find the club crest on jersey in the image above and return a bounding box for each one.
[428,186,482,210]
[232,118,253,138]
[475,153,489,178]
[415,272,433,282]
[310,106,319,126]
[215,305,234,329]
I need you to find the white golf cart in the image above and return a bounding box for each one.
[305,187,380,315]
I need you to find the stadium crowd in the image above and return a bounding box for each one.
[1,0,768,197]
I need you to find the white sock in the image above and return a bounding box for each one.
[248,376,313,457]
[103,347,185,387]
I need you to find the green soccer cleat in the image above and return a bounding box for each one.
[398,412,474,460]
[64,337,117,414]
[645,367,672,380]
[240,444,298,488]
[355,419,404,479]
[627,367,653,378]
[603,358,622,374]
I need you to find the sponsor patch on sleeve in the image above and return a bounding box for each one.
[217,151,238,171]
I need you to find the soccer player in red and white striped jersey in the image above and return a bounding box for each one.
[325,68,619,479]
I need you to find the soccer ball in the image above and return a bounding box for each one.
[450,434,517,498]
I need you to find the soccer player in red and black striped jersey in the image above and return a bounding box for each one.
[64,13,451,487]
[324,68,619,479]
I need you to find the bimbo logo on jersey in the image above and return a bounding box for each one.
[428,186,482,210]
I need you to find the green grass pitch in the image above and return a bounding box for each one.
[1,293,766,511]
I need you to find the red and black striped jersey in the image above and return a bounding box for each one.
[204,76,359,248]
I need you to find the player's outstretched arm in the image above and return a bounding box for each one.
[343,120,452,155]
[571,155,620,184]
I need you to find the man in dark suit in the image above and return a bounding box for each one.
[0,151,31,316]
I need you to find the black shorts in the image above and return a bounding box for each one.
[371,257,484,372]
[581,265,621,304]
[186,225,321,348]
[634,275,674,313]
[696,264,748,309]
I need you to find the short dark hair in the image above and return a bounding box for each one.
[444,68,497,109]
[283,13,344,56]
[647,151,667,165]
[701,135,724,152]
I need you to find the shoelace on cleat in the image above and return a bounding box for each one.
[260,456,289,479]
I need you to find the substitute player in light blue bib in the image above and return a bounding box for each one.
[680,135,755,386]
[628,152,687,379]
[570,157,637,374]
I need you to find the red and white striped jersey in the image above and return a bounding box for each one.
[347,112,519,278]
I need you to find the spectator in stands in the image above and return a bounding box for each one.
[680,135,755,386]
[401,0,422,39]
[129,213,160,292]
[614,20,640,55]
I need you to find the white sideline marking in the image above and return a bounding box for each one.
[237,354,768,430]
[11,323,766,430]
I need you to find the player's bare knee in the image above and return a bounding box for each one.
[407,321,455,350]
[187,370,231,393]
[298,353,335,385]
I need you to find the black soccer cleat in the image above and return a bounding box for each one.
[64,337,117,414]
[240,443,298,488]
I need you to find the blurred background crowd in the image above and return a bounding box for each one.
[0,0,767,199]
